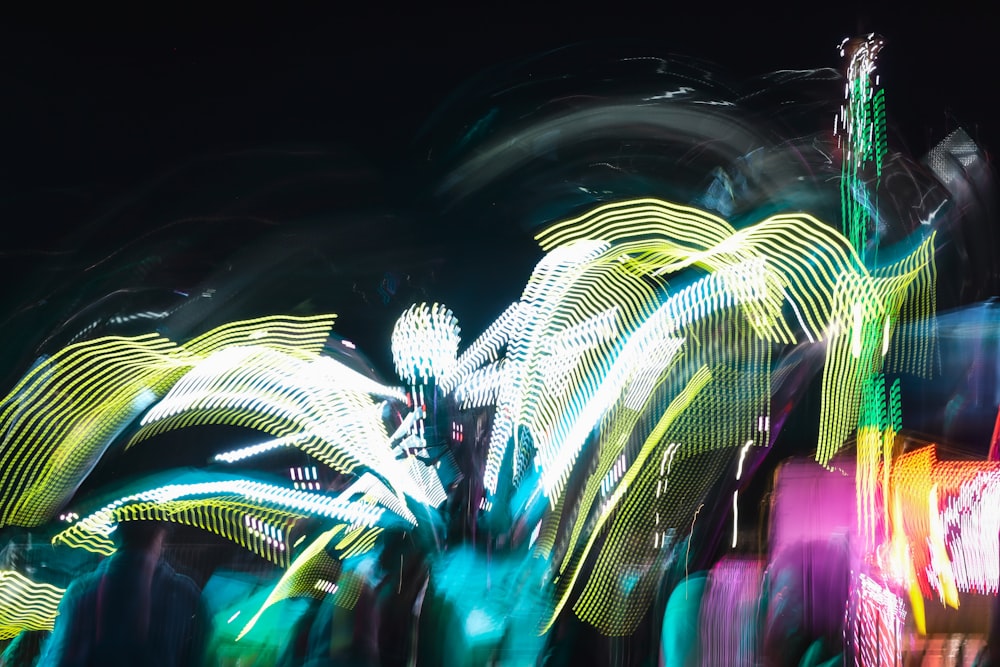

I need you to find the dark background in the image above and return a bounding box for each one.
[3,6,996,237]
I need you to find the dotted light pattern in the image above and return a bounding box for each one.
[541,279,716,564]
[881,247,937,381]
[400,454,448,508]
[834,40,931,615]
[817,244,935,468]
[886,446,958,606]
[851,573,905,667]
[132,347,440,507]
[214,432,314,464]
[52,479,395,567]
[0,335,184,529]
[887,445,1000,602]
[234,474,418,640]
[940,469,1000,595]
[542,366,712,634]
[483,239,663,503]
[391,303,460,386]
[570,386,745,635]
[477,196,934,636]
[0,570,65,640]
[439,302,520,394]
[340,472,418,527]
[236,524,381,640]
[180,315,336,359]
[452,360,507,410]
[533,198,936,468]
[856,375,901,553]
[837,34,886,256]
[62,499,301,565]
[0,314,336,528]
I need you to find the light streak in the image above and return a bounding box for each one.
[0,315,337,528]
[439,302,520,394]
[736,440,753,481]
[851,573,905,667]
[0,570,65,640]
[531,197,935,468]
[237,526,379,640]
[541,369,711,635]
[731,491,739,549]
[51,477,409,566]
[134,345,437,506]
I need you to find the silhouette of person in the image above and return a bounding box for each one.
[38,520,204,667]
